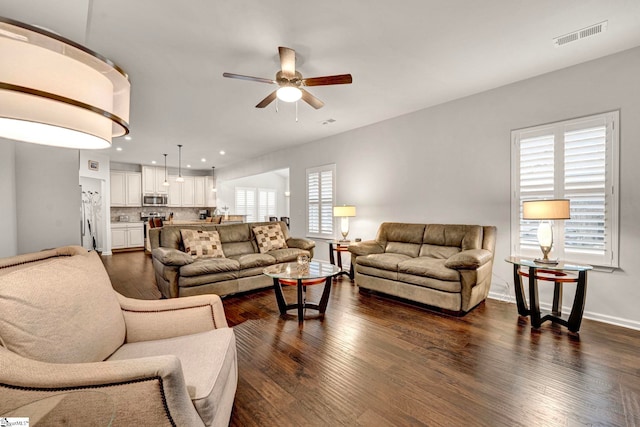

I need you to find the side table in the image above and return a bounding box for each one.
[328,240,354,280]
[505,256,592,333]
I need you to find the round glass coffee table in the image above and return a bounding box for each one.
[263,260,341,322]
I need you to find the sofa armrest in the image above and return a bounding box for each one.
[348,240,385,257]
[151,247,194,266]
[286,237,316,251]
[117,293,229,343]
[0,348,204,427]
[445,249,493,270]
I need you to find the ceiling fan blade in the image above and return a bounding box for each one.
[300,89,324,109]
[223,72,275,85]
[303,74,353,86]
[279,46,296,78]
[255,90,278,108]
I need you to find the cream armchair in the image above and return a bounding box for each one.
[0,246,237,426]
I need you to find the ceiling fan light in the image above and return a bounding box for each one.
[276,86,302,103]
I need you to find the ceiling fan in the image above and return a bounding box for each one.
[223,46,352,109]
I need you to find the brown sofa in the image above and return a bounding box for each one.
[349,223,497,314]
[0,246,237,426]
[149,221,315,298]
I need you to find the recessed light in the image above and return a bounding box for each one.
[187,164,191,168]
[219,150,225,155]
[151,160,156,164]
[201,158,206,162]
[124,136,132,141]
[116,147,123,151]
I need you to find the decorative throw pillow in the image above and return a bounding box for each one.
[253,224,288,254]
[180,229,225,259]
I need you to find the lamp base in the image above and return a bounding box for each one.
[534,257,559,265]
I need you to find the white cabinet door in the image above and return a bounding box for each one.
[127,227,144,247]
[195,176,206,206]
[110,172,126,206]
[206,176,217,207]
[111,228,126,249]
[155,167,169,194]
[125,173,142,207]
[168,176,181,207]
[181,176,195,207]
[142,167,155,194]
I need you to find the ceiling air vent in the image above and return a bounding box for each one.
[554,21,608,47]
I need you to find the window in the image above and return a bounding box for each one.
[511,111,619,267]
[258,188,277,221]
[235,187,256,222]
[306,164,335,238]
[235,187,277,222]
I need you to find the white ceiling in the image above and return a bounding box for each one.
[3,0,640,169]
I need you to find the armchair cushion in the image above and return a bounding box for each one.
[0,250,125,364]
[108,328,237,427]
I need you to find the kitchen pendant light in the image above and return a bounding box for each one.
[0,17,130,149]
[211,166,217,192]
[176,144,184,182]
[162,153,170,187]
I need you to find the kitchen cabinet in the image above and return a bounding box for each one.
[195,176,206,206]
[142,166,169,195]
[111,222,144,249]
[168,175,203,207]
[110,171,141,207]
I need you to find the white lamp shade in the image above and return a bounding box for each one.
[0,18,130,149]
[276,86,302,102]
[333,205,356,217]
[523,199,570,220]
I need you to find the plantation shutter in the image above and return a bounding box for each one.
[511,111,618,267]
[307,164,335,238]
[235,187,256,222]
[258,189,276,221]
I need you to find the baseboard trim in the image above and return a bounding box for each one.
[488,292,640,331]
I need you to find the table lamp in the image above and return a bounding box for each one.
[522,199,570,265]
[333,205,356,241]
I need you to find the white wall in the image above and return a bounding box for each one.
[217,46,640,330]
[217,170,289,220]
[15,143,81,253]
[0,139,17,257]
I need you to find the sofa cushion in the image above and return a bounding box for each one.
[181,229,225,259]
[357,253,412,271]
[0,249,125,364]
[267,248,311,263]
[385,242,421,257]
[419,244,461,259]
[227,253,276,269]
[180,258,240,277]
[398,257,460,282]
[253,224,288,253]
[423,224,483,251]
[107,328,237,427]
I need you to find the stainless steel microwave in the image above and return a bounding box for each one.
[142,194,168,206]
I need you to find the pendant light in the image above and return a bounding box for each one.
[162,153,170,187]
[176,144,184,182]
[0,17,130,149]
[211,166,217,192]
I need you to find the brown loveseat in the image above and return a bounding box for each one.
[349,223,497,314]
[0,246,237,426]
[150,221,315,298]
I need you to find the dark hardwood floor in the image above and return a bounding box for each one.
[102,251,640,427]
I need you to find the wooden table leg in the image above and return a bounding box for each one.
[297,279,304,322]
[513,264,529,316]
[552,281,563,316]
[568,270,588,333]
[528,267,541,328]
[329,242,335,265]
[273,278,288,315]
[318,276,333,313]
